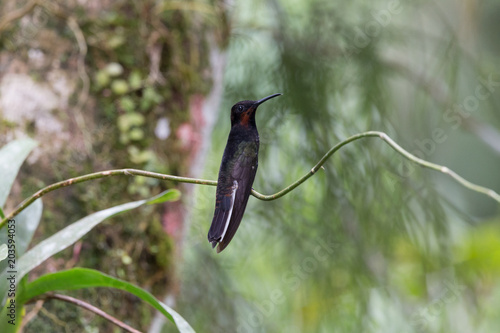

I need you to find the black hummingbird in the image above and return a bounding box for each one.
[208,93,282,253]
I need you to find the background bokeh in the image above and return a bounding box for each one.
[1,0,499,332]
[181,0,500,332]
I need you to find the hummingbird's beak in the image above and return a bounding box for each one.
[254,93,282,106]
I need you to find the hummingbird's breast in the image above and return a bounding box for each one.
[230,126,259,154]
[228,139,258,168]
[218,126,259,181]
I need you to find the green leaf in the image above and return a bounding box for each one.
[128,70,142,89]
[147,189,181,205]
[111,79,129,95]
[0,299,23,333]
[129,127,144,141]
[0,139,38,207]
[119,96,136,113]
[127,147,156,164]
[11,199,42,257]
[0,190,172,305]
[17,200,145,279]
[19,268,195,332]
[0,199,43,274]
[95,70,110,88]
[0,245,6,262]
[0,208,4,219]
[0,277,27,333]
[106,35,125,49]
[117,113,145,132]
[0,200,42,257]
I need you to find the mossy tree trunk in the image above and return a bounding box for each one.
[0,0,229,331]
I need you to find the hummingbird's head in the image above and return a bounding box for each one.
[230,93,282,127]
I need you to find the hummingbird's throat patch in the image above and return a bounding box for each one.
[240,110,252,126]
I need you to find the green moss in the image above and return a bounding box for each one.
[148,216,174,269]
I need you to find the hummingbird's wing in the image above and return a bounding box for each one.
[208,180,238,248]
[208,150,258,253]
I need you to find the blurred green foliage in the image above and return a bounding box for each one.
[180,0,500,332]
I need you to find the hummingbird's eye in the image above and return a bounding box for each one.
[237,105,245,112]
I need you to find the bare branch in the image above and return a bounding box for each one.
[39,293,142,333]
[0,0,38,32]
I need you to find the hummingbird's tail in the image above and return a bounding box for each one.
[208,181,238,251]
